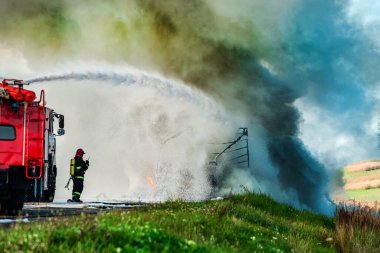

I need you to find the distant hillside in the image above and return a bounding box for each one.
[343,160,380,203]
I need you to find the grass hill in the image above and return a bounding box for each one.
[1,192,379,252]
[344,160,380,205]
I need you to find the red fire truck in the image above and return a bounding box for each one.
[0,79,64,214]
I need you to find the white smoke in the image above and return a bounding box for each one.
[0,43,32,77]
[295,98,377,168]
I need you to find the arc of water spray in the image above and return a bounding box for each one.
[26,71,220,114]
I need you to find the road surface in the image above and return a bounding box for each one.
[0,201,144,227]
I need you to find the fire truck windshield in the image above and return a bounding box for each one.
[0,125,16,140]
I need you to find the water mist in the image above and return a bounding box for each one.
[28,67,238,202]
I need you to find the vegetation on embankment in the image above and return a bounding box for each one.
[0,193,379,252]
[335,205,380,253]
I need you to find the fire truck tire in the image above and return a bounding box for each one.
[45,167,57,202]
[45,191,55,202]
[8,190,25,215]
[44,180,55,202]
[1,190,25,215]
[0,201,7,214]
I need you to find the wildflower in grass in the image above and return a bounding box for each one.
[185,239,196,246]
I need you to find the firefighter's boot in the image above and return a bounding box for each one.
[71,196,83,203]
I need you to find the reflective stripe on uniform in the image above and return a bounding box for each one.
[74,192,81,196]
[75,176,84,180]
[76,166,81,170]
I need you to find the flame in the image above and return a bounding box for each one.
[146,175,156,189]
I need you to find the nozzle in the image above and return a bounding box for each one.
[3,79,30,86]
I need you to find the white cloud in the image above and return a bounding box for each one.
[295,97,379,170]
[345,0,380,50]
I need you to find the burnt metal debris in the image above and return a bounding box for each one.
[208,128,250,190]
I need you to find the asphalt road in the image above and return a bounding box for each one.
[0,201,144,227]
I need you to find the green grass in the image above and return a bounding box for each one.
[0,193,337,252]
[343,166,380,202]
[343,168,380,181]
[343,170,368,180]
[335,205,380,253]
[346,188,380,202]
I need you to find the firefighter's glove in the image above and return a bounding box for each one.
[86,160,89,166]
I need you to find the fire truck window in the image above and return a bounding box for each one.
[0,125,16,140]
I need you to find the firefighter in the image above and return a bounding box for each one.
[71,148,89,202]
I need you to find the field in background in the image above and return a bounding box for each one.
[343,160,380,206]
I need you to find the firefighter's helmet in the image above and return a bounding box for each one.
[75,148,85,157]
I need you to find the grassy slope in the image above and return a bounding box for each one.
[0,194,337,252]
[344,166,380,202]
[346,188,380,202]
[344,169,377,181]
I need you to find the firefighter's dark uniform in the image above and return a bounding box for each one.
[72,156,89,202]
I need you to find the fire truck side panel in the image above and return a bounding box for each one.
[27,105,45,171]
[0,104,25,169]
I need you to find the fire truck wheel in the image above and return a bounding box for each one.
[46,174,56,202]
[44,188,55,202]
[6,190,25,215]
[0,201,7,214]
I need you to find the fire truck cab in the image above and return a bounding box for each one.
[0,79,64,214]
